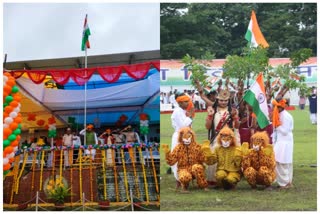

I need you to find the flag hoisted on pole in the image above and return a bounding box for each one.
[245,10,269,48]
[81,14,91,51]
[81,14,90,145]
[243,73,270,129]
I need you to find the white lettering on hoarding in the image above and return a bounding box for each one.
[160,65,316,82]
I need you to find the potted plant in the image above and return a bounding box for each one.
[47,185,71,210]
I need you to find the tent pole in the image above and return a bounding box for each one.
[84,47,87,146]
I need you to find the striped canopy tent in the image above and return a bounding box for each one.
[4,50,160,131]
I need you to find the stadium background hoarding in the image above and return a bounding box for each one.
[160,57,317,106]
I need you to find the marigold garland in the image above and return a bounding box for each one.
[111,149,119,202]
[15,151,28,193]
[39,150,45,191]
[15,142,159,154]
[89,149,93,202]
[59,149,63,184]
[52,151,55,182]
[79,149,83,202]
[8,143,160,204]
[129,147,140,198]
[10,156,20,204]
[31,151,38,190]
[70,162,73,205]
[68,150,73,166]
[101,150,107,200]
[149,148,159,201]
[120,149,130,202]
[138,147,149,203]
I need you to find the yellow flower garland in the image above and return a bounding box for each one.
[149,148,159,201]
[129,147,140,198]
[31,151,37,190]
[89,149,93,202]
[69,149,73,166]
[15,151,28,193]
[52,151,55,182]
[39,150,45,191]
[138,147,149,203]
[59,149,63,182]
[10,155,20,204]
[79,148,83,202]
[70,161,73,205]
[111,148,119,202]
[101,149,107,200]
[120,148,130,202]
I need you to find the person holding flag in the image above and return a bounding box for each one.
[242,73,270,130]
[242,72,274,145]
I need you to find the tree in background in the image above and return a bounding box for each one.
[160,3,316,59]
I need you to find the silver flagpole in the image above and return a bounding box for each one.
[84,46,87,146]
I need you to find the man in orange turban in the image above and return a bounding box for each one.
[271,98,294,189]
[80,124,98,160]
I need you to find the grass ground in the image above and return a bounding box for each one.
[160,108,317,211]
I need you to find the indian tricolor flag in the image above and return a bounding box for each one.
[243,73,270,129]
[245,10,269,48]
[81,14,91,51]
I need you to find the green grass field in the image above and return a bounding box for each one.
[160,108,317,211]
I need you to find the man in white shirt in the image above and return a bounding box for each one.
[169,92,178,109]
[160,92,164,104]
[62,128,73,168]
[272,98,294,189]
[163,92,169,104]
[193,92,201,110]
[72,132,82,163]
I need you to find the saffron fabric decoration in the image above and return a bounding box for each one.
[5,61,160,86]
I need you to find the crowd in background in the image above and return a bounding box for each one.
[160,89,208,110]
[18,124,160,169]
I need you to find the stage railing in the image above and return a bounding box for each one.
[6,142,160,205]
